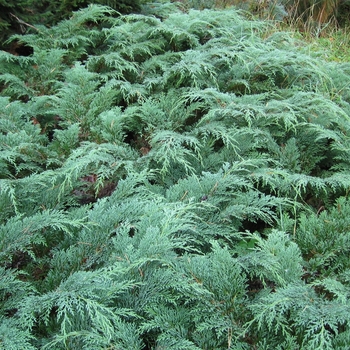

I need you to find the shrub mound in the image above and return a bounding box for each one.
[1,4,350,349]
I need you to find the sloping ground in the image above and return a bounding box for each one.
[0,4,350,349]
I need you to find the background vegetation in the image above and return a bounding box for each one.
[2,0,350,47]
[0,1,350,349]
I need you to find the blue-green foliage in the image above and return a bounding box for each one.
[0,3,350,349]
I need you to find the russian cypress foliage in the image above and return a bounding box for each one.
[0,3,350,349]
[0,0,145,47]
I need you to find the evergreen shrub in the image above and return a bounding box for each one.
[0,3,350,349]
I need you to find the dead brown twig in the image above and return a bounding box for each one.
[9,12,40,32]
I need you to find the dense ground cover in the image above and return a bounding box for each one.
[1,3,350,349]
